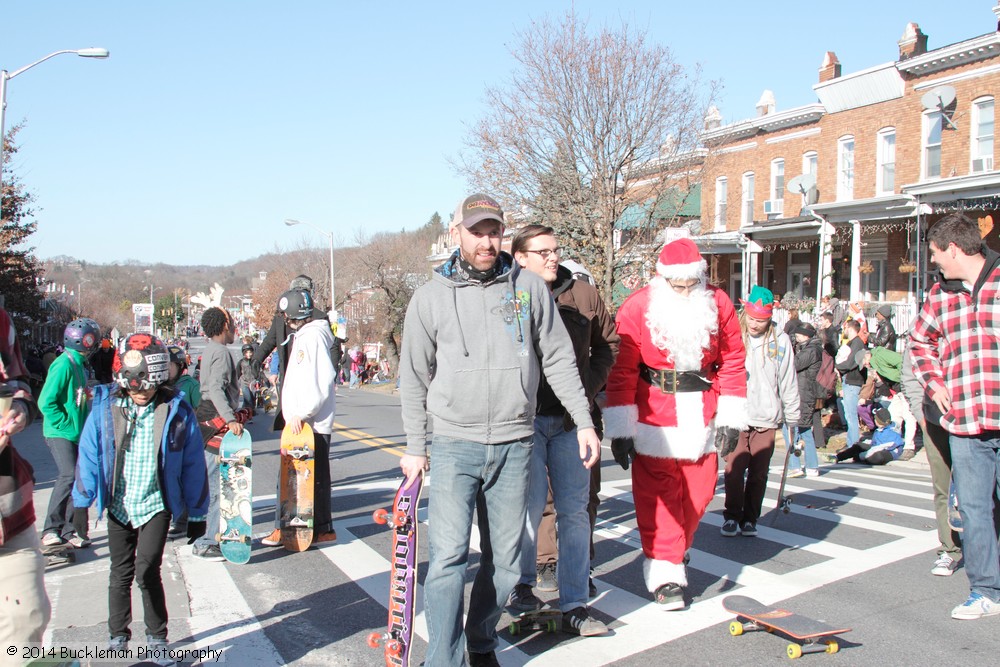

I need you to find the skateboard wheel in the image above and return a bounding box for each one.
[729,621,743,636]
[366,631,381,649]
[373,509,389,525]
[509,621,520,636]
[386,639,402,657]
[824,640,839,654]
[546,619,558,633]
[214,532,222,542]
[787,643,802,659]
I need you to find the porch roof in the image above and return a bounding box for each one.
[807,194,918,223]
[738,215,821,241]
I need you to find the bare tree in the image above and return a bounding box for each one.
[459,11,716,294]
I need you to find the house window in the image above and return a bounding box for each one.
[923,111,943,179]
[802,151,818,177]
[971,97,994,172]
[714,177,728,231]
[769,159,784,219]
[741,172,755,225]
[837,136,854,200]
[877,128,896,194]
[730,260,742,304]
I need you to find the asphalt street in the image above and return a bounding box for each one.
[11,338,997,665]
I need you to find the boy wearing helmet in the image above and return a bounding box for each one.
[38,317,101,548]
[262,289,338,546]
[238,343,267,410]
[73,333,208,654]
[166,344,200,408]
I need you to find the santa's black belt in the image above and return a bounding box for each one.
[639,364,712,394]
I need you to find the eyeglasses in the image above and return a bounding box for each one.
[524,248,561,260]
[667,280,700,294]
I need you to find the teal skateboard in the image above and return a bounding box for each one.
[218,430,253,564]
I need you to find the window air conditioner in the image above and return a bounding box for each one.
[972,156,994,172]
[763,199,784,215]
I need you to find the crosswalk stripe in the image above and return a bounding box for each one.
[804,474,934,500]
[768,481,936,518]
[821,468,934,486]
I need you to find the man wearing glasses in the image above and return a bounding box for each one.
[603,237,747,609]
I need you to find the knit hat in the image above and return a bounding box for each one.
[740,286,774,319]
[873,406,892,428]
[655,238,707,281]
[876,304,892,318]
[793,322,817,337]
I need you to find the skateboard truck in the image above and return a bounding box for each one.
[366,631,403,657]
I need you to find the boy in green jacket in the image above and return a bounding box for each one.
[38,318,101,548]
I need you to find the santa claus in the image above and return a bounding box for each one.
[604,237,747,609]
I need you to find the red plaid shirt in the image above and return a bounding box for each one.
[910,251,1000,436]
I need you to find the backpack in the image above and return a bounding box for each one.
[815,349,837,399]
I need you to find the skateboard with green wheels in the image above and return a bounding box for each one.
[723,595,850,659]
[508,608,562,636]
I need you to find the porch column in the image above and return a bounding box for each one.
[849,219,861,301]
[816,221,835,304]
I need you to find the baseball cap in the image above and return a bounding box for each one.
[452,193,504,229]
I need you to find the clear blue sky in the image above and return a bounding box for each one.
[2,1,995,265]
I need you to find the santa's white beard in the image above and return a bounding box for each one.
[646,277,719,371]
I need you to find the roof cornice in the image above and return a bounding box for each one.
[896,32,1000,76]
[700,104,825,144]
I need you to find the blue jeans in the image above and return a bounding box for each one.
[788,426,820,471]
[424,435,532,666]
[839,383,862,447]
[949,432,1000,602]
[517,415,591,611]
[194,451,219,547]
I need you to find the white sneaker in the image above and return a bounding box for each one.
[787,469,805,479]
[932,554,959,577]
[805,468,820,478]
[41,532,62,547]
[951,592,1000,619]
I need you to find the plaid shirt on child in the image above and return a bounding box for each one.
[910,252,1000,437]
[109,400,165,527]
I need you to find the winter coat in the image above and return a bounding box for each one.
[73,384,209,521]
[744,329,801,430]
[38,349,90,442]
[793,336,823,425]
[870,318,897,350]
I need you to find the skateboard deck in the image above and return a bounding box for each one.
[367,473,423,667]
[723,595,850,659]
[279,423,315,552]
[770,429,802,525]
[508,608,562,636]
[218,430,253,564]
[41,543,76,568]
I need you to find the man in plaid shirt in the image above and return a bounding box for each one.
[910,212,1000,621]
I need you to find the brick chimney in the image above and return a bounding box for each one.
[898,23,928,60]
[994,1,1000,30]
[819,52,841,83]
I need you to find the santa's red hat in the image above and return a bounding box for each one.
[656,238,707,281]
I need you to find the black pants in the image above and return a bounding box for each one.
[43,438,80,538]
[314,431,332,533]
[108,510,170,640]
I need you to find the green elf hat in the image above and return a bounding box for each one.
[741,286,774,319]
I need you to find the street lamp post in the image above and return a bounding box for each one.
[0,48,109,192]
[284,219,335,316]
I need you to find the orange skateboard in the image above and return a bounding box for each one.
[279,422,315,551]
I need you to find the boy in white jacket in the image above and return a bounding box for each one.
[278,289,337,543]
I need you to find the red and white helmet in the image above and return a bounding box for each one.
[113,334,170,391]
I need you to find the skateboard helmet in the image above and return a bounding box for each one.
[64,318,101,356]
[167,344,189,370]
[278,289,313,320]
[241,344,255,354]
[113,334,171,391]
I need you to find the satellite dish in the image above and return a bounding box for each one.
[787,173,817,196]
[921,85,958,129]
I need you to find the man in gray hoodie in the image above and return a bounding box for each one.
[399,194,601,667]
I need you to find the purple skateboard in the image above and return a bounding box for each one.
[368,473,423,666]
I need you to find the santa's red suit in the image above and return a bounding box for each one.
[604,238,747,596]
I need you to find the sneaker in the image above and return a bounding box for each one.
[899,449,916,461]
[507,583,542,612]
[653,583,685,610]
[315,530,337,544]
[192,544,225,562]
[720,519,739,537]
[145,636,175,666]
[805,468,820,478]
[536,562,558,592]
[468,651,501,667]
[787,468,805,479]
[562,606,609,636]
[951,592,1000,620]
[41,532,62,547]
[932,554,959,577]
[261,529,282,547]
[65,534,91,548]
[108,636,129,651]
[167,522,187,539]
[589,577,597,599]
[740,521,757,537]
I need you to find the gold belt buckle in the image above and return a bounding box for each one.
[658,370,677,394]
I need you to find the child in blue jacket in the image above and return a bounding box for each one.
[835,406,904,465]
[73,334,208,654]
